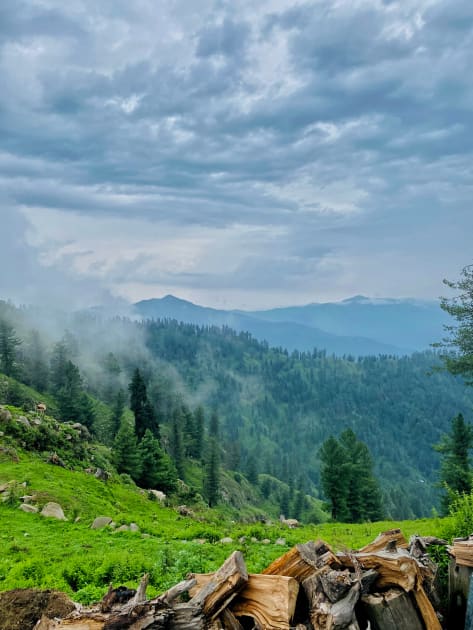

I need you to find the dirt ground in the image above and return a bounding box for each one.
[0,589,75,630]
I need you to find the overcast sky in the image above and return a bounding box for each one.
[1,0,472,309]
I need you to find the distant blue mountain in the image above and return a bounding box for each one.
[132,294,447,356]
[245,295,448,352]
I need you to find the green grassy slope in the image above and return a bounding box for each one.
[0,453,447,603]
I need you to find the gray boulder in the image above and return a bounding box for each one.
[41,502,67,520]
[91,516,113,529]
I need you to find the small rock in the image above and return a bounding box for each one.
[239,536,247,544]
[220,537,233,544]
[261,538,271,545]
[129,523,140,532]
[193,538,207,545]
[19,504,38,513]
[149,489,166,502]
[74,516,81,523]
[31,417,42,425]
[91,516,113,529]
[0,406,12,423]
[177,505,194,517]
[21,495,35,504]
[141,533,151,538]
[113,524,130,533]
[275,537,286,546]
[41,502,67,520]
[251,537,258,543]
[95,468,111,482]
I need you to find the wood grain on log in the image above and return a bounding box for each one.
[262,541,340,581]
[231,574,299,630]
[188,550,248,619]
[358,529,407,554]
[362,588,424,630]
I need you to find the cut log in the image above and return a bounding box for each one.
[302,570,360,630]
[231,574,299,630]
[188,550,248,619]
[339,547,442,630]
[358,529,407,553]
[262,541,340,581]
[450,536,473,568]
[361,588,424,630]
[169,602,205,629]
[319,568,352,602]
[338,547,420,592]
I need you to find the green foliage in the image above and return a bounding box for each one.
[137,429,178,492]
[129,368,159,440]
[0,318,22,377]
[320,436,350,521]
[169,408,185,479]
[441,492,473,540]
[113,419,142,480]
[203,420,220,508]
[438,264,473,382]
[435,413,473,513]
[110,389,126,440]
[320,431,383,522]
[56,361,95,429]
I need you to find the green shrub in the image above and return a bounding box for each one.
[441,491,473,540]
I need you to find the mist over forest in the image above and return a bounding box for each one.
[1,295,470,520]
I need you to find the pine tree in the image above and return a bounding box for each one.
[128,368,159,439]
[56,360,95,429]
[101,352,121,403]
[169,408,185,479]
[192,406,205,459]
[435,413,473,512]
[110,389,126,438]
[0,319,22,377]
[137,429,177,492]
[437,265,473,382]
[245,453,259,485]
[319,436,350,521]
[50,341,68,391]
[113,419,142,480]
[321,431,383,523]
[23,329,49,391]
[203,411,220,506]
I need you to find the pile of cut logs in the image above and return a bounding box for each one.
[36,529,445,629]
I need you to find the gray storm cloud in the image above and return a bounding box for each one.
[0,0,472,308]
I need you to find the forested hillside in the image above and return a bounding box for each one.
[1,299,471,519]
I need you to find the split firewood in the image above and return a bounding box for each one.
[361,588,424,630]
[358,529,408,554]
[262,541,340,581]
[303,568,361,630]
[230,574,299,630]
[338,546,442,630]
[188,550,248,619]
[191,573,299,629]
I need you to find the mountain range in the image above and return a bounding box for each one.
[133,294,449,356]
